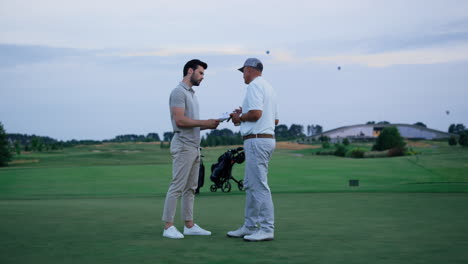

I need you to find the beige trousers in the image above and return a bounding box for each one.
[162,138,200,223]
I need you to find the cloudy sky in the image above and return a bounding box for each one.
[1,0,467,140]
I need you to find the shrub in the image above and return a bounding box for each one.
[405,148,420,156]
[342,138,350,146]
[346,148,365,158]
[334,144,347,157]
[372,126,406,151]
[322,141,331,149]
[388,146,406,157]
[364,150,389,158]
[316,150,335,156]
[319,135,330,143]
[448,136,458,146]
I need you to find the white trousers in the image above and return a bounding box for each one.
[243,138,275,233]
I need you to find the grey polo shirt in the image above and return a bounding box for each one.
[169,82,200,147]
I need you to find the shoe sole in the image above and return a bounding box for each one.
[243,237,274,242]
[227,233,256,238]
[227,234,245,238]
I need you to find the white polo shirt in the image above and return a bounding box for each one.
[240,76,278,136]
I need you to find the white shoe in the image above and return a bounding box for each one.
[163,226,184,239]
[243,230,274,241]
[183,224,211,236]
[227,226,257,238]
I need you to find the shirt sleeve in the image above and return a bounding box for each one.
[169,89,185,109]
[244,83,264,111]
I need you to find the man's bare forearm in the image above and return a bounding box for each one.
[175,116,207,128]
[240,110,262,122]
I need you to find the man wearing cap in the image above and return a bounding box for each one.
[227,58,279,242]
[162,59,220,239]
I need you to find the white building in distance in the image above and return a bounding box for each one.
[313,123,451,142]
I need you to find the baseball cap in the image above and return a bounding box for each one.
[238,58,263,72]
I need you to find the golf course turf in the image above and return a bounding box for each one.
[1,141,467,263]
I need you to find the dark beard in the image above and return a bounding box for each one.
[190,76,201,86]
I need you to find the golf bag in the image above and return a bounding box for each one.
[195,149,205,194]
[210,147,245,192]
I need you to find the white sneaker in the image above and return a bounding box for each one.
[227,226,257,238]
[243,230,274,242]
[183,224,211,236]
[163,226,184,239]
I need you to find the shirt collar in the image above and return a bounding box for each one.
[180,82,195,93]
[251,76,262,83]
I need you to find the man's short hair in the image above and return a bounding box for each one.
[183,59,208,76]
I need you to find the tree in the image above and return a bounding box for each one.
[0,122,13,167]
[414,122,427,128]
[319,135,330,142]
[449,123,466,134]
[343,138,350,146]
[201,129,242,147]
[163,132,174,142]
[377,121,391,125]
[372,126,406,151]
[366,121,376,124]
[274,124,289,139]
[14,141,21,155]
[307,125,322,136]
[448,136,457,146]
[288,124,305,138]
[459,132,468,147]
[146,133,160,141]
[31,136,44,152]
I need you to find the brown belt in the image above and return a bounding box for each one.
[243,134,275,140]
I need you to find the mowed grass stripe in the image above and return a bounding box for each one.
[1,193,467,264]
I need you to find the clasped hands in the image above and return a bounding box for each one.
[229,107,242,125]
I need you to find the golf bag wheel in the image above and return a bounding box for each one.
[221,181,232,193]
[210,185,217,192]
[238,180,244,191]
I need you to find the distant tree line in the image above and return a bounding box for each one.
[274,124,306,140]
[3,122,312,157]
[7,133,63,152]
[109,133,161,142]
[366,121,391,125]
[200,124,310,147]
[366,121,427,127]
[201,129,243,147]
[4,132,164,155]
[317,126,408,158]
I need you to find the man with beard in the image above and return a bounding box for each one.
[162,59,220,239]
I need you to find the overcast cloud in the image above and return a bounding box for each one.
[1,0,467,140]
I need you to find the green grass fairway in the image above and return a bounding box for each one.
[1,141,468,263]
[1,194,467,264]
